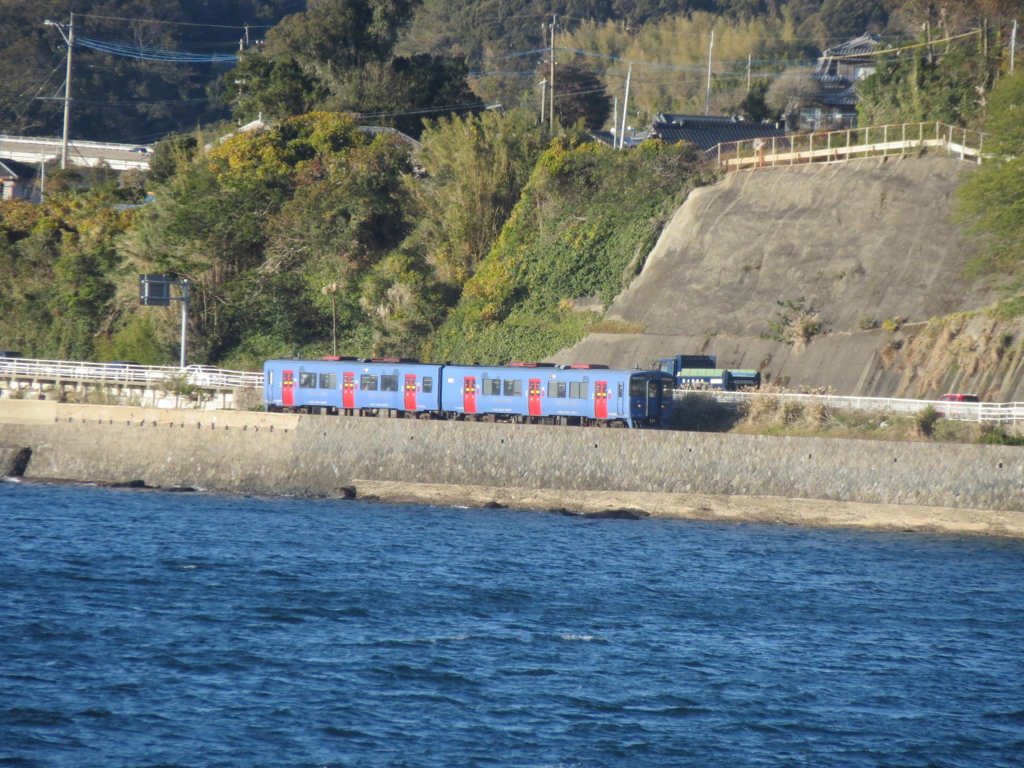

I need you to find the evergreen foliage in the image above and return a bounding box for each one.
[429,138,708,364]
[0,187,138,359]
[956,70,1024,285]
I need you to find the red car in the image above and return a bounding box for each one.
[936,393,980,418]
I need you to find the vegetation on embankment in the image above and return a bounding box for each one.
[673,390,1024,447]
[428,137,709,363]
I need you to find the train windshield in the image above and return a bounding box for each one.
[629,377,645,397]
[647,379,662,399]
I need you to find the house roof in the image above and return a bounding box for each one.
[809,75,860,107]
[821,32,882,59]
[644,115,787,151]
[0,158,37,180]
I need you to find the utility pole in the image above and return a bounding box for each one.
[705,29,714,116]
[549,14,556,132]
[747,53,752,93]
[539,79,547,125]
[44,14,75,169]
[1012,19,1017,74]
[620,62,632,149]
[179,280,190,368]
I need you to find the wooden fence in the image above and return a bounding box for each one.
[707,122,985,171]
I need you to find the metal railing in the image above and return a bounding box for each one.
[706,122,985,172]
[678,389,1023,424]
[0,358,262,389]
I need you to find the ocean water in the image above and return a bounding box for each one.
[0,482,1022,768]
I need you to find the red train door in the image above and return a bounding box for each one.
[463,377,477,413]
[528,378,542,416]
[404,374,417,411]
[594,381,608,419]
[342,372,355,409]
[282,370,294,406]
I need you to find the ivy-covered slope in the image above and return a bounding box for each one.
[428,139,709,363]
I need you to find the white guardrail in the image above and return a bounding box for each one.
[682,390,1024,425]
[0,358,262,389]
[0,135,146,153]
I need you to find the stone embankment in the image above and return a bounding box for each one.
[2,401,1023,538]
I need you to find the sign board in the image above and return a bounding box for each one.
[139,274,172,306]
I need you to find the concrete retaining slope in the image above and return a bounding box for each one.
[553,156,1000,396]
[2,403,1022,534]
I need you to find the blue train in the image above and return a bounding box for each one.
[263,358,674,428]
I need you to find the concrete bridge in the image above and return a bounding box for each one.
[0,358,261,410]
[0,135,151,171]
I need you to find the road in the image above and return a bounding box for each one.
[0,134,150,171]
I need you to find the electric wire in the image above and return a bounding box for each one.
[77,13,273,31]
[76,36,240,63]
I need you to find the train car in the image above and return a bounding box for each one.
[439,363,674,428]
[264,358,443,416]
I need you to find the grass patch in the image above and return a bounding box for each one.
[988,296,1024,321]
[727,394,1002,445]
[589,319,647,334]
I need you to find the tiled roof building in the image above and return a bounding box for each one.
[801,33,882,130]
[641,114,788,152]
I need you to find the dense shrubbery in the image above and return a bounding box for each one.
[0,183,139,360]
[430,137,708,363]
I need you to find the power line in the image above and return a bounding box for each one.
[356,101,486,120]
[76,36,239,63]
[78,13,273,31]
[71,97,225,106]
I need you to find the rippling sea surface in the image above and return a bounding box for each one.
[1,483,1023,767]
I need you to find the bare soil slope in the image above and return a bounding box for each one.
[551,155,1010,398]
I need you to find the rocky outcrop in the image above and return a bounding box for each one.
[0,444,31,477]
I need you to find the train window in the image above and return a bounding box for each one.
[568,381,587,399]
[267,371,274,387]
[381,374,399,391]
[647,379,661,398]
[547,381,567,398]
[319,373,337,389]
[618,382,624,397]
[299,372,317,388]
[503,379,522,397]
[422,377,433,393]
[360,374,378,390]
[482,379,501,396]
[629,378,645,397]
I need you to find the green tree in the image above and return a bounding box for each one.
[553,65,614,130]
[857,38,995,126]
[322,54,484,138]
[223,53,326,121]
[430,137,708,364]
[956,69,1024,281]
[413,109,547,286]
[268,0,418,72]
[120,112,418,363]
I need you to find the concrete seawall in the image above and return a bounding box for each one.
[2,401,1023,537]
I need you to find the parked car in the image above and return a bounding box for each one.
[936,393,980,418]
